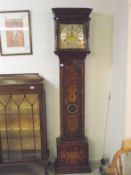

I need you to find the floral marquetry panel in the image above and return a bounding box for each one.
[59,144,88,165]
[60,59,84,139]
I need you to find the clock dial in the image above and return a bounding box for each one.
[59,24,87,49]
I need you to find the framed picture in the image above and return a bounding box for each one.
[0,10,32,56]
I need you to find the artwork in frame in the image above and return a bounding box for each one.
[0,10,32,56]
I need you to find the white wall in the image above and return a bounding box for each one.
[86,13,113,161]
[125,0,131,139]
[0,0,113,162]
[105,0,128,160]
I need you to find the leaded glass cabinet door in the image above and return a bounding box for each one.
[0,74,48,165]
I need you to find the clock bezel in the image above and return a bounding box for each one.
[55,21,90,53]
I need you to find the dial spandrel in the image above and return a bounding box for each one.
[59,24,87,49]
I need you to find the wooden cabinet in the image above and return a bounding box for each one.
[0,74,48,166]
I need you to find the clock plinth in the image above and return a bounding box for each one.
[52,8,92,174]
[55,137,91,174]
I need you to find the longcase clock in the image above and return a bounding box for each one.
[52,8,92,174]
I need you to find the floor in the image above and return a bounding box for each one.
[48,161,102,175]
[0,162,103,175]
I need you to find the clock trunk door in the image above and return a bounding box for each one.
[60,58,85,140]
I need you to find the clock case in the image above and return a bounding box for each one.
[52,8,92,174]
[53,8,92,53]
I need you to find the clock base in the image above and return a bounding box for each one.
[55,137,91,174]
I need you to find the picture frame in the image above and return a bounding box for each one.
[0,10,32,56]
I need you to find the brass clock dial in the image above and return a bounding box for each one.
[59,24,87,49]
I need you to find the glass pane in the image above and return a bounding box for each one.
[26,94,38,105]
[0,93,42,162]
[0,104,4,114]
[0,115,6,137]
[0,95,10,106]
[35,138,41,159]
[34,114,40,132]
[6,100,18,114]
[21,138,35,159]
[1,138,8,161]
[19,97,31,113]
[6,115,20,133]
[12,95,24,106]
[33,100,39,113]
[8,138,21,161]
[20,114,33,131]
